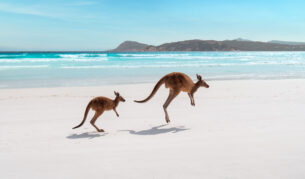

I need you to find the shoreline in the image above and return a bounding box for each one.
[2,77,305,90]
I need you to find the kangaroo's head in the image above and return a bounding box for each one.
[114,91,126,102]
[196,74,209,88]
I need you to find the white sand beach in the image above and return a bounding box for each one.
[1,79,305,179]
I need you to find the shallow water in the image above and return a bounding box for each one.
[1,52,305,88]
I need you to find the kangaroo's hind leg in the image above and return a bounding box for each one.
[163,89,180,123]
[90,110,104,132]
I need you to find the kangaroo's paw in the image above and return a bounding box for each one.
[98,129,105,132]
[165,117,170,123]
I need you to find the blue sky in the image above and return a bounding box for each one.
[0,0,305,51]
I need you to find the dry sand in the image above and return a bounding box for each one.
[1,80,305,179]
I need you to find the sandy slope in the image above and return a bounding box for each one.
[1,80,305,179]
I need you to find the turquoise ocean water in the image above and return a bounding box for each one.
[1,52,305,88]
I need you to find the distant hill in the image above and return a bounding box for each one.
[268,40,305,46]
[234,38,252,41]
[111,39,305,52]
[110,41,149,52]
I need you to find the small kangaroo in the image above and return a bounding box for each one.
[73,91,125,132]
[134,72,209,123]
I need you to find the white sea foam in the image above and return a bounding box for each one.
[117,54,244,60]
[59,54,107,58]
[60,63,249,69]
[59,55,80,58]
[59,60,305,69]
[118,53,190,57]
[0,58,108,63]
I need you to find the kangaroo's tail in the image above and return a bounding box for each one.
[72,101,92,129]
[134,77,165,103]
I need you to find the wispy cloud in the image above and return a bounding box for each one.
[0,3,55,17]
[0,2,100,21]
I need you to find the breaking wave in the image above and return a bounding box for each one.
[0,58,108,63]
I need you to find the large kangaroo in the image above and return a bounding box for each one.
[73,91,125,132]
[134,72,209,123]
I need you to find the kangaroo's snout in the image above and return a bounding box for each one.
[120,96,126,102]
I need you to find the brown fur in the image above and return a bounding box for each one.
[73,91,125,132]
[134,72,209,123]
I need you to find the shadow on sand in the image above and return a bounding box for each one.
[120,124,189,136]
[66,132,108,139]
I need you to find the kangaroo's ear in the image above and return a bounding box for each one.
[196,74,202,81]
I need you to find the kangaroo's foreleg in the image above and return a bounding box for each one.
[90,110,104,132]
[163,90,179,123]
[113,108,119,117]
[188,93,195,106]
